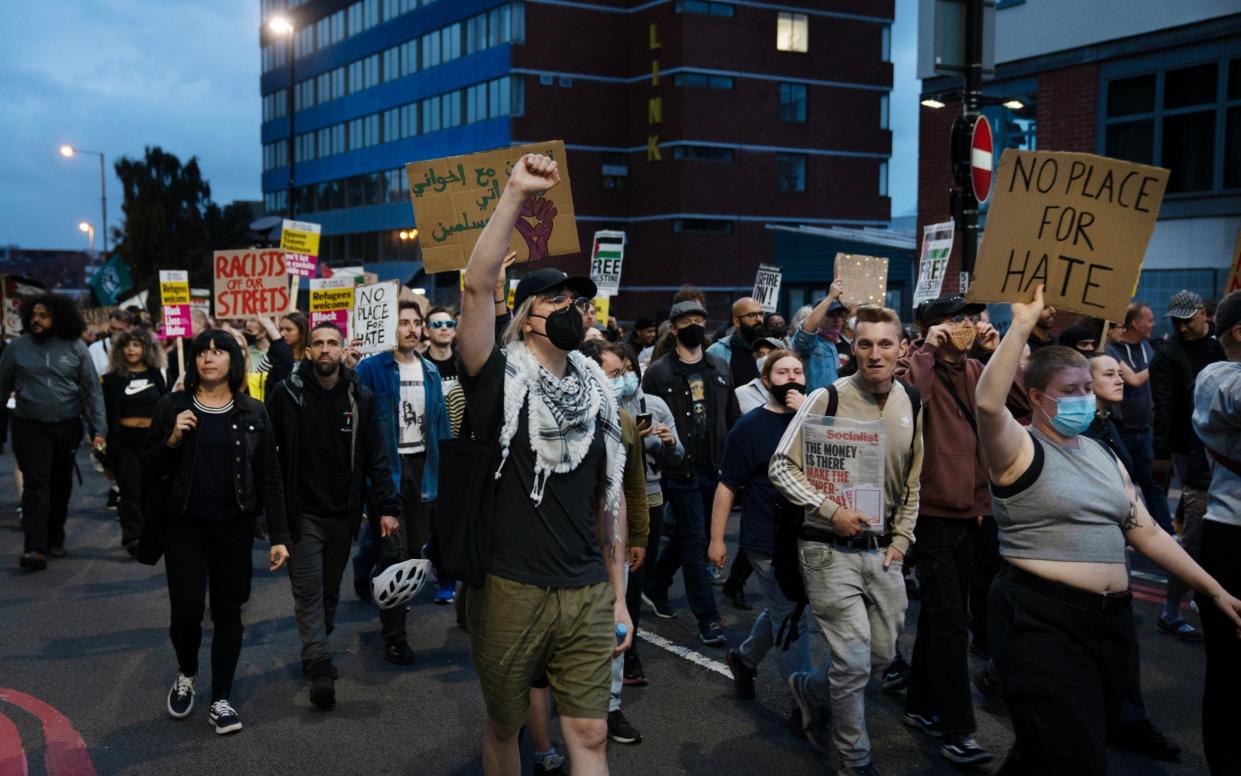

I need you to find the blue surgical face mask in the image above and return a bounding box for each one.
[1045,394,1096,436]
[622,372,639,399]
[609,375,626,400]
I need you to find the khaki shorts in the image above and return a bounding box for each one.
[467,573,615,732]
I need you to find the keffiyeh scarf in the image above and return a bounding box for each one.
[499,342,625,522]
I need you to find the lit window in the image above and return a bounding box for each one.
[776,12,808,53]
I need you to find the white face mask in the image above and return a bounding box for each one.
[755,356,767,373]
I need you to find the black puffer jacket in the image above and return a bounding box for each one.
[141,390,290,546]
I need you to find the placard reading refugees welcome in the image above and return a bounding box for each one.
[965,150,1169,322]
[159,270,191,339]
[310,277,355,339]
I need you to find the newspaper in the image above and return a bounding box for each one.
[801,415,886,536]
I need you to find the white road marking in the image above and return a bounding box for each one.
[636,629,732,679]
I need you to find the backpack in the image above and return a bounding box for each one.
[770,381,922,650]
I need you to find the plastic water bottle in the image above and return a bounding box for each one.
[615,623,629,645]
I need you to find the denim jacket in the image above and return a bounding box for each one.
[791,327,840,392]
[355,350,450,502]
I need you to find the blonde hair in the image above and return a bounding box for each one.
[503,297,538,346]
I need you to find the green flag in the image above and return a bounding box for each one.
[88,254,134,306]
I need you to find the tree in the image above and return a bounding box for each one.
[110,146,252,315]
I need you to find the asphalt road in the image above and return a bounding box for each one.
[0,450,1214,775]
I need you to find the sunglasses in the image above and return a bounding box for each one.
[428,319,457,329]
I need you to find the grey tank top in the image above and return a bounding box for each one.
[990,428,1132,563]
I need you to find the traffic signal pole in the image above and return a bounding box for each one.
[951,0,985,287]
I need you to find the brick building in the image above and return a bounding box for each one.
[918,1,1241,333]
[259,0,896,319]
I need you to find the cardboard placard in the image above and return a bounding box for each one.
[213,249,291,318]
[406,140,579,274]
[310,277,356,339]
[81,306,119,331]
[281,219,322,277]
[752,264,783,314]
[1227,225,1241,296]
[833,253,889,307]
[351,280,399,354]
[965,150,1169,322]
[159,270,191,339]
[589,230,626,297]
[913,222,955,307]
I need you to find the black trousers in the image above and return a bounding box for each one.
[164,515,254,702]
[906,514,977,735]
[380,453,432,643]
[626,502,665,657]
[989,567,1132,775]
[110,426,148,546]
[969,515,1001,654]
[1196,520,1241,776]
[12,416,82,553]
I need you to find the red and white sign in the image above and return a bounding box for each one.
[971,115,993,205]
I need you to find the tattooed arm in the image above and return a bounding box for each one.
[598,493,632,656]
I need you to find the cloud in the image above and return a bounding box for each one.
[0,0,260,249]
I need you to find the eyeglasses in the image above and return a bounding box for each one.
[737,311,764,321]
[428,319,457,329]
[547,294,595,312]
[941,313,978,325]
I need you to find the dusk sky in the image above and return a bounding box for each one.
[0,0,920,251]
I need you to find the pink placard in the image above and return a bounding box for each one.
[160,304,191,340]
[310,308,349,339]
[285,252,318,277]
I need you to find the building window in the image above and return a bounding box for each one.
[675,1,734,16]
[422,30,441,68]
[779,82,806,123]
[881,24,891,63]
[674,72,733,89]
[880,93,890,130]
[776,12,808,53]
[672,145,734,161]
[1104,58,1241,194]
[422,95,442,133]
[673,219,733,234]
[879,160,889,197]
[776,153,806,191]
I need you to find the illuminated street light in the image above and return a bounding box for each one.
[1002,99,1025,110]
[78,221,95,262]
[920,98,946,110]
[269,17,294,35]
[59,144,108,258]
[60,145,75,157]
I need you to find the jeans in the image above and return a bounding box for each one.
[626,502,665,658]
[737,551,819,687]
[164,515,253,702]
[1196,520,1241,775]
[906,515,977,735]
[648,472,720,625]
[289,513,354,667]
[1118,429,1172,533]
[610,565,629,712]
[110,425,147,546]
[12,416,81,553]
[380,453,432,643]
[800,541,907,767]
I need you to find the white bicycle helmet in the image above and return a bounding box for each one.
[372,559,430,610]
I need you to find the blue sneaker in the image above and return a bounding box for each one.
[434,582,455,605]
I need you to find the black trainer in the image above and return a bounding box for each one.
[166,673,195,719]
[641,589,676,619]
[902,710,942,737]
[19,551,47,571]
[607,709,642,744]
[725,649,756,699]
[208,699,243,735]
[698,619,727,647]
[308,660,336,709]
[623,652,648,686]
[940,734,992,765]
[385,640,416,665]
[881,656,910,693]
[47,546,67,558]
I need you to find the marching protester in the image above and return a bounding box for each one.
[1192,289,1241,775]
[769,307,926,773]
[424,306,460,393]
[355,300,452,656]
[267,321,401,708]
[792,279,849,392]
[1107,302,1173,533]
[142,329,289,735]
[734,336,784,415]
[707,296,767,390]
[101,328,168,557]
[1151,290,1224,642]
[708,350,825,728]
[975,284,1241,774]
[1,293,107,570]
[457,154,631,776]
[894,292,1015,766]
[255,312,308,390]
[88,308,134,376]
[642,297,737,646]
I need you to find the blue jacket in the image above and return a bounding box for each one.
[791,327,839,392]
[355,350,451,502]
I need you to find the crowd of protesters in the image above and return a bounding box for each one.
[3,155,1241,776]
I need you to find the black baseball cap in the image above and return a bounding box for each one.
[919,294,985,325]
[511,268,596,313]
[1216,289,1241,335]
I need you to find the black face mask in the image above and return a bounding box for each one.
[768,325,788,339]
[531,306,585,351]
[769,381,805,406]
[676,323,705,349]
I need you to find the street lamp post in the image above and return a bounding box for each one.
[78,221,95,263]
[269,17,296,218]
[60,145,107,260]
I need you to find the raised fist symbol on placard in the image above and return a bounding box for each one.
[515,195,557,260]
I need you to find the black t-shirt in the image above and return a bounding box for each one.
[186,400,242,522]
[461,346,608,588]
[299,378,353,521]
[1183,334,1223,377]
[105,369,166,420]
[426,350,459,390]
[718,407,793,555]
[728,336,758,389]
[680,358,716,475]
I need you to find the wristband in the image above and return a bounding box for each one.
[494,297,506,304]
